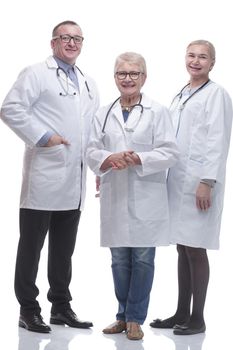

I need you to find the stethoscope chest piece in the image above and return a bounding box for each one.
[124,127,134,132]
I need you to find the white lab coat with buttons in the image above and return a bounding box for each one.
[87,94,179,247]
[167,82,232,249]
[1,56,99,210]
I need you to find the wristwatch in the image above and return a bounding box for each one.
[200,179,216,188]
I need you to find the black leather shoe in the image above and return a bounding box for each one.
[19,314,51,333]
[50,309,93,328]
[173,323,206,335]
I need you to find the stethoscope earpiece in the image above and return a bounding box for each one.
[59,91,76,96]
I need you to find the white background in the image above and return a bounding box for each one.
[0,0,232,349]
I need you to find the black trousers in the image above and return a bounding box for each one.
[15,208,81,316]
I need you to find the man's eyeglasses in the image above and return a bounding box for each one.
[115,71,144,80]
[53,34,84,44]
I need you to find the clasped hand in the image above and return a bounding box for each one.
[100,151,141,171]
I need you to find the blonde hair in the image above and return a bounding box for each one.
[187,40,216,61]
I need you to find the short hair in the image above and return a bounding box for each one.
[187,40,216,61]
[52,20,81,37]
[114,52,147,76]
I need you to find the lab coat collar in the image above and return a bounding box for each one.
[108,93,152,130]
[110,93,152,112]
[45,56,86,92]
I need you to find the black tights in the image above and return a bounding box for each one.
[173,244,209,327]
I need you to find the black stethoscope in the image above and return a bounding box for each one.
[170,79,210,110]
[56,66,93,99]
[102,94,144,133]
[171,79,211,136]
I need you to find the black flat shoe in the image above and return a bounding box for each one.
[173,323,188,330]
[173,323,206,335]
[50,309,93,329]
[19,314,51,333]
[150,316,181,329]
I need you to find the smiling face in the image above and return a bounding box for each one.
[185,44,215,83]
[51,24,83,65]
[114,61,146,102]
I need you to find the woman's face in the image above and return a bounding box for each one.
[114,62,146,98]
[185,44,215,81]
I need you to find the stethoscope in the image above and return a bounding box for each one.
[102,94,144,133]
[56,66,93,99]
[170,79,211,136]
[167,79,211,181]
[170,79,210,110]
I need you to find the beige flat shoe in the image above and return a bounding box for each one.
[126,322,144,340]
[102,320,127,334]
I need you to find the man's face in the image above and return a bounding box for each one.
[51,24,83,65]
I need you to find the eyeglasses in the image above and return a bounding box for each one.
[53,34,84,44]
[115,71,144,80]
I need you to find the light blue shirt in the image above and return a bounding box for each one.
[37,56,79,146]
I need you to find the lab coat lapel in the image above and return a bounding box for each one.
[111,102,125,130]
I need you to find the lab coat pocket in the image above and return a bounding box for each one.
[100,182,111,218]
[32,144,66,181]
[183,158,202,193]
[102,131,124,152]
[131,129,153,152]
[134,181,169,220]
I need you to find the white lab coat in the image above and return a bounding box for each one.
[87,94,179,247]
[1,56,99,210]
[168,81,232,249]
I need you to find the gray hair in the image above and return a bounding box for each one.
[114,52,147,76]
[187,40,216,61]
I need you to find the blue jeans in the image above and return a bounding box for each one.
[110,247,155,324]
